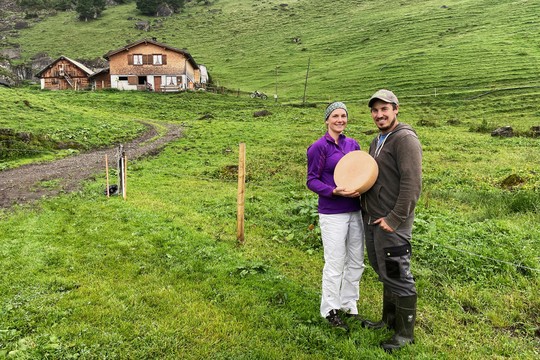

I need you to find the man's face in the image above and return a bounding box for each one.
[370,100,399,134]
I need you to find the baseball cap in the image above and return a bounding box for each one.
[368,89,399,107]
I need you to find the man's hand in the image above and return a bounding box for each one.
[373,217,395,233]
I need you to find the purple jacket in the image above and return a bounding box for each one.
[306,132,361,214]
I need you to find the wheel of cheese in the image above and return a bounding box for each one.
[334,150,378,194]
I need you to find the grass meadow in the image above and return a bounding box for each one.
[1,0,540,358]
[1,87,539,359]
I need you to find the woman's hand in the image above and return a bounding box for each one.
[333,187,360,198]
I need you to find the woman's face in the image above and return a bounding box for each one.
[326,108,348,135]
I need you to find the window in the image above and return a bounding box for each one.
[138,76,147,85]
[133,54,143,65]
[153,54,162,65]
[166,76,177,86]
[118,76,128,81]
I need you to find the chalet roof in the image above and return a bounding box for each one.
[88,67,110,79]
[103,38,199,69]
[35,56,95,77]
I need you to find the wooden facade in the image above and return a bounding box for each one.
[35,56,94,90]
[104,39,201,92]
[36,39,207,92]
[89,68,111,90]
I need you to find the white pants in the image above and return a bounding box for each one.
[319,211,365,318]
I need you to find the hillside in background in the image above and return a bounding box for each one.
[2,0,540,102]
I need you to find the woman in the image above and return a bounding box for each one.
[306,102,365,332]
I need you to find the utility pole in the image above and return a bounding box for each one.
[274,66,279,103]
[303,58,310,106]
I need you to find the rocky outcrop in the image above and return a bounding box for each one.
[491,126,514,137]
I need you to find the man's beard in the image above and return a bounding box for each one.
[377,117,397,132]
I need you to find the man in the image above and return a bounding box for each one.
[360,89,422,352]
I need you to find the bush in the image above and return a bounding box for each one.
[136,0,184,16]
[75,0,106,21]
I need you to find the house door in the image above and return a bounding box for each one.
[154,76,162,92]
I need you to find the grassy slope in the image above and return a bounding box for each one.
[15,0,540,101]
[1,0,539,358]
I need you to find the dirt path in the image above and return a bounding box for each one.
[0,122,183,209]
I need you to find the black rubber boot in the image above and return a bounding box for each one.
[380,294,416,352]
[361,286,396,330]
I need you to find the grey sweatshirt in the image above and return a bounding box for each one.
[361,123,422,231]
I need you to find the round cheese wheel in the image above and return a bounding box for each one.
[334,150,378,194]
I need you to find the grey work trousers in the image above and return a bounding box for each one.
[364,216,416,297]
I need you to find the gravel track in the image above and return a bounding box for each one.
[0,123,182,209]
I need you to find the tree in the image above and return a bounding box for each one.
[167,0,184,12]
[75,0,105,21]
[136,0,184,16]
[17,0,75,10]
[17,0,46,8]
[136,0,159,16]
[52,0,75,11]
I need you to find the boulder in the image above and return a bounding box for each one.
[135,21,150,31]
[156,4,174,17]
[491,126,513,137]
[253,110,272,117]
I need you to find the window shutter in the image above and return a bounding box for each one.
[143,55,151,65]
[128,55,133,65]
[162,54,167,65]
[128,76,137,85]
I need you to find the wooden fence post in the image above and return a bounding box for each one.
[105,154,110,198]
[237,143,246,244]
[122,153,127,200]
[117,145,124,196]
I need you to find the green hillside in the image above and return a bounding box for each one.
[1,0,539,359]
[12,0,540,101]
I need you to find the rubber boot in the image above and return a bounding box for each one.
[380,294,416,352]
[361,286,396,330]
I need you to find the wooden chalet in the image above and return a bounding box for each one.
[103,38,204,92]
[35,56,94,90]
[89,68,111,90]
